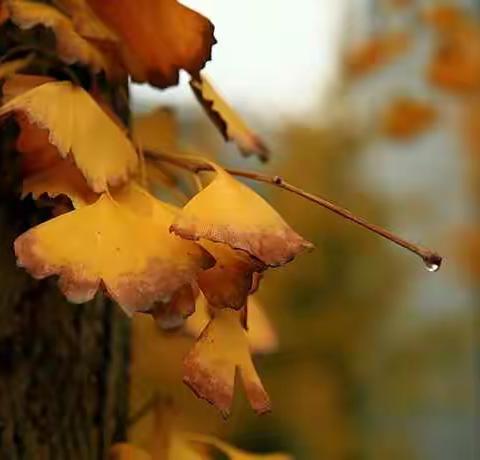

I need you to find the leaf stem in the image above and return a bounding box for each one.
[145,150,443,270]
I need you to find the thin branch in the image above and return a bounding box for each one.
[127,393,160,427]
[145,150,443,270]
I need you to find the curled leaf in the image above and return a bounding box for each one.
[5,0,108,72]
[188,434,293,460]
[0,55,34,80]
[22,159,98,208]
[2,74,54,103]
[152,283,198,331]
[109,444,151,460]
[86,0,216,88]
[183,308,271,417]
[186,295,278,354]
[0,81,138,192]
[171,163,313,267]
[15,184,214,314]
[190,75,269,161]
[197,240,264,310]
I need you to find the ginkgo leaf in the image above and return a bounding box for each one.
[183,308,271,417]
[0,81,138,192]
[185,294,278,354]
[22,159,98,208]
[381,97,437,140]
[53,0,118,41]
[133,107,179,154]
[188,434,293,460]
[86,0,216,88]
[171,163,313,267]
[2,74,54,103]
[190,76,269,161]
[152,283,197,331]
[0,55,34,80]
[15,184,214,314]
[196,240,264,310]
[5,0,109,73]
[345,32,410,77]
[110,444,152,460]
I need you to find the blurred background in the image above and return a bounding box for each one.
[129,1,478,459]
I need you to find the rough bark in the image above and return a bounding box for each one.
[0,10,131,458]
[0,140,131,460]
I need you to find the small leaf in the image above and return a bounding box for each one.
[185,294,278,355]
[5,0,109,73]
[109,444,151,460]
[183,307,271,417]
[0,55,34,80]
[171,163,313,267]
[0,81,138,192]
[190,75,269,161]
[86,0,216,88]
[197,240,264,310]
[15,184,214,314]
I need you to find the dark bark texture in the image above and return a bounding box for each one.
[0,8,131,459]
[0,139,130,460]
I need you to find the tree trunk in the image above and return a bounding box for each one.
[0,151,130,460]
[0,15,131,458]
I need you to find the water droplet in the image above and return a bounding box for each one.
[425,262,440,273]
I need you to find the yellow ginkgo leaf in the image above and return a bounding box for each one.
[196,240,264,310]
[171,163,313,267]
[190,76,269,161]
[0,55,34,81]
[5,0,108,73]
[109,444,152,460]
[86,0,215,88]
[53,0,118,41]
[183,308,271,417]
[15,184,214,314]
[185,294,278,355]
[152,283,198,331]
[133,107,179,154]
[2,74,54,103]
[22,159,98,208]
[0,81,138,192]
[188,434,293,460]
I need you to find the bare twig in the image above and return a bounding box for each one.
[145,150,443,271]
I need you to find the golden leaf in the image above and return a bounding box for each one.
[2,74,54,103]
[171,163,313,267]
[86,0,215,88]
[5,0,108,72]
[190,75,269,161]
[0,56,34,80]
[133,107,179,154]
[183,308,271,417]
[152,283,198,331]
[185,294,278,355]
[0,81,138,192]
[22,159,97,208]
[110,444,152,460]
[196,240,264,310]
[189,434,293,460]
[15,184,214,314]
[381,97,437,140]
[53,0,117,41]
